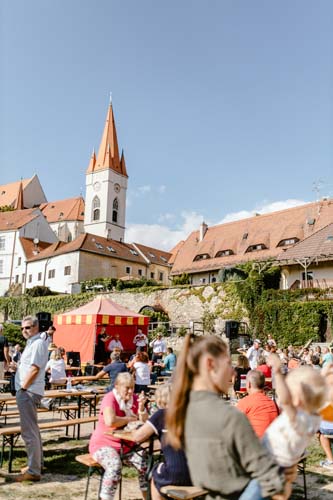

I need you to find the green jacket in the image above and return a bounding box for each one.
[185,391,284,499]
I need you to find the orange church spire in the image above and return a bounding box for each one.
[88,102,127,177]
[86,149,96,173]
[14,180,24,210]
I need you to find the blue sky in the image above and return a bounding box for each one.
[1,1,332,249]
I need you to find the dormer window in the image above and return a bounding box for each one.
[95,242,104,249]
[92,196,100,221]
[148,252,156,258]
[245,244,267,253]
[112,198,119,223]
[277,238,299,247]
[130,249,138,256]
[107,246,116,253]
[242,233,248,240]
[193,253,211,261]
[59,212,64,218]
[215,249,234,257]
[160,256,168,263]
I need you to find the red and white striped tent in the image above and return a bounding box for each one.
[53,297,149,362]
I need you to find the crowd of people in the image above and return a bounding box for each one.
[2,317,333,499]
[90,332,333,500]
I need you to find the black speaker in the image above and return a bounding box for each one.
[225,320,239,340]
[36,312,52,332]
[66,351,81,367]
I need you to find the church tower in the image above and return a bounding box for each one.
[84,102,128,241]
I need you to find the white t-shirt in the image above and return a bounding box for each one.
[108,339,124,351]
[46,358,67,382]
[133,361,150,385]
[263,409,321,467]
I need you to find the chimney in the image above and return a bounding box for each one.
[199,222,208,242]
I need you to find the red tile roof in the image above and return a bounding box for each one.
[0,208,40,231]
[171,199,333,275]
[277,223,333,263]
[0,178,32,208]
[40,197,85,223]
[19,237,52,258]
[28,233,148,264]
[132,243,172,267]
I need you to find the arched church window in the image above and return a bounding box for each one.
[112,197,119,223]
[92,196,100,221]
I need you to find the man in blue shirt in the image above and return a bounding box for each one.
[95,351,128,390]
[161,347,177,376]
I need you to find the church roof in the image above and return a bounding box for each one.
[40,197,85,223]
[0,177,31,208]
[27,232,147,264]
[0,208,40,231]
[87,103,128,177]
[170,199,333,275]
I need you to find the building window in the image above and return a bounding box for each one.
[15,275,19,284]
[0,237,5,250]
[215,249,234,257]
[277,238,299,247]
[112,198,118,223]
[302,271,313,282]
[28,274,32,283]
[245,244,267,253]
[0,260,3,274]
[17,256,22,266]
[38,272,42,281]
[138,269,143,276]
[67,233,72,242]
[64,266,71,276]
[22,273,25,283]
[159,272,164,281]
[125,266,131,274]
[150,272,155,279]
[48,269,55,279]
[92,196,100,221]
[193,253,210,261]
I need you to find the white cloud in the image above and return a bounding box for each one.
[126,199,308,251]
[158,185,166,194]
[126,211,204,251]
[219,199,306,224]
[137,185,151,195]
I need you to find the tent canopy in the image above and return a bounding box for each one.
[53,297,149,363]
[55,296,149,327]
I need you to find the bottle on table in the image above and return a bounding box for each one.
[66,375,72,391]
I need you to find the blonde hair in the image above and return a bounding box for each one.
[286,366,326,413]
[155,383,172,409]
[50,348,63,361]
[114,372,134,388]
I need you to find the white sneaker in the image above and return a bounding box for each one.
[319,459,333,469]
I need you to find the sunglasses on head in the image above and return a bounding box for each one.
[21,325,32,331]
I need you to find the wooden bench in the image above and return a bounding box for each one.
[76,454,104,500]
[160,485,208,499]
[0,407,49,425]
[0,415,98,472]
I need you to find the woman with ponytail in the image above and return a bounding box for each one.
[166,335,286,500]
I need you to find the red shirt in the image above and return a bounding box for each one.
[256,365,272,389]
[236,391,279,438]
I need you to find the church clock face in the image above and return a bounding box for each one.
[93,181,101,192]
[114,183,120,193]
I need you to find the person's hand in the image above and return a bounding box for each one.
[138,391,147,411]
[267,353,282,372]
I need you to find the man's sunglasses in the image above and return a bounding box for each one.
[21,326,32,331]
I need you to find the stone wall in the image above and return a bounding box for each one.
[104,284,246,336]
